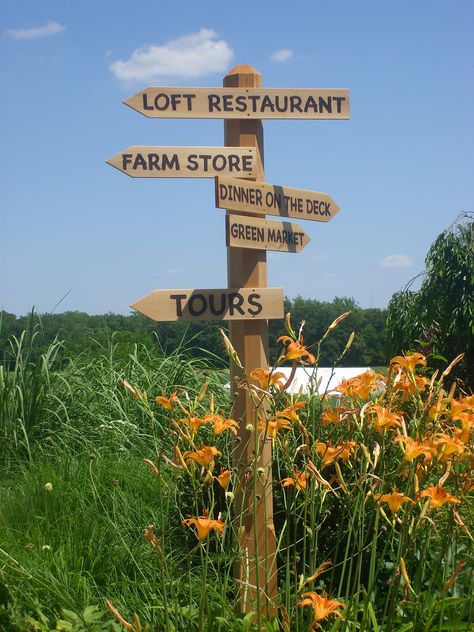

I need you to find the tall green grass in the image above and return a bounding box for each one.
[0,317,473,631]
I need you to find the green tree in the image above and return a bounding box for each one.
[386,215,473,388]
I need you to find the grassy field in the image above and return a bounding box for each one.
[0,322,473,631]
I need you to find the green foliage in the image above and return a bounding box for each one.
[1,297,388,370]
[270,296,387,367]
[386,217,474,389]
[1,318,472,630]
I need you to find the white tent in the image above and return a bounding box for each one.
[271,367,371,396]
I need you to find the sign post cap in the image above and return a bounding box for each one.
[226,64,261,78]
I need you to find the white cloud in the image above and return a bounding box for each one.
[379,254,414,268]
[165,267,184,275]
[109,28,233,83]
[324,272,338,279]
[6,21,66,40]
[270,48,294,62]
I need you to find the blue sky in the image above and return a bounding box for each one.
[1,0,473,316]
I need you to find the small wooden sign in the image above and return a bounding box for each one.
[107,147,258,178]
[226,215,310,253]
[124,87,350,120]
[131,288,284,321]
[216,176,340,222]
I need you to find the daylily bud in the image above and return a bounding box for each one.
[321,311,351,341]
[198,381,208,402]
[441,353,464,380]
[284,313,297,339]
[219,329,243,368]
[342,331,355,354]
[372,443,381,469]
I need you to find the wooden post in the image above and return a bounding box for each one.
[224,65,278,615]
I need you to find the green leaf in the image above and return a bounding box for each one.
[82,605,102,624]
[367,602,380,631]
[59,609,81,624]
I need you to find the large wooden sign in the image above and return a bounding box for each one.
[226,215,310,253]
[124,87,350,120]
[131,288,284,321]
[216,176,340,221]
[107,147,258,178]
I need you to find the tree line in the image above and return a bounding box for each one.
[0,296,387,369]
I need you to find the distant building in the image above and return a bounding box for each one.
[273,367,372,396]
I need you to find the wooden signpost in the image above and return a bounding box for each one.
[107,63,348,618]
[107,146,258,178]
[216,176,340,221]
[131,288,284,321]
[226,215,310,252]
[124,86,350,119]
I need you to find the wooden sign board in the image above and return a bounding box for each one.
[226,215,310,253]
[107,147,258,178]
[131,288,284,321]
[216,176,340,222]
[124,87,350,120]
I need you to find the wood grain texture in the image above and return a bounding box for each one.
[216,176,340,222]
[226,214,310,252]
[130,288,283,321]
[106,146,258,178]
[124,86,350,119]
[224,65,278,615]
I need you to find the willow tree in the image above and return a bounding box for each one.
[386,215,473,388]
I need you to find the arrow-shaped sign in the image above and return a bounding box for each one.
[131,288,284,322]
[124,87,350,120]
[107,147,258,179]
[216,176,340,222]
[226,215,310,253]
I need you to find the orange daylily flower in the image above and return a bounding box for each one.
[178,416,207,433]
[203,413,239,435]
[183,446,221,468]
[277,336,316,365]
[183,515,225,540]
[391,352,427,374]
[419,485,461,509]
[298,591,345,622]
[155,391,179,411]
[393,435,434,464]
[249,368,287,390]
[431,433,469,462]
[333,371,384,400]
[393,375,429,402]
[374,490,414,514]
[216,469,231,490]
[367,405,403,435]
[258,416,292,438]
[429,396,450,421]
[450,396,474,420]
[367,404,403,434]
[277,401,306,423]
[321,406,348,427]
[453,412,474,444]
[281,471,309,491]
[315,441,356,469]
